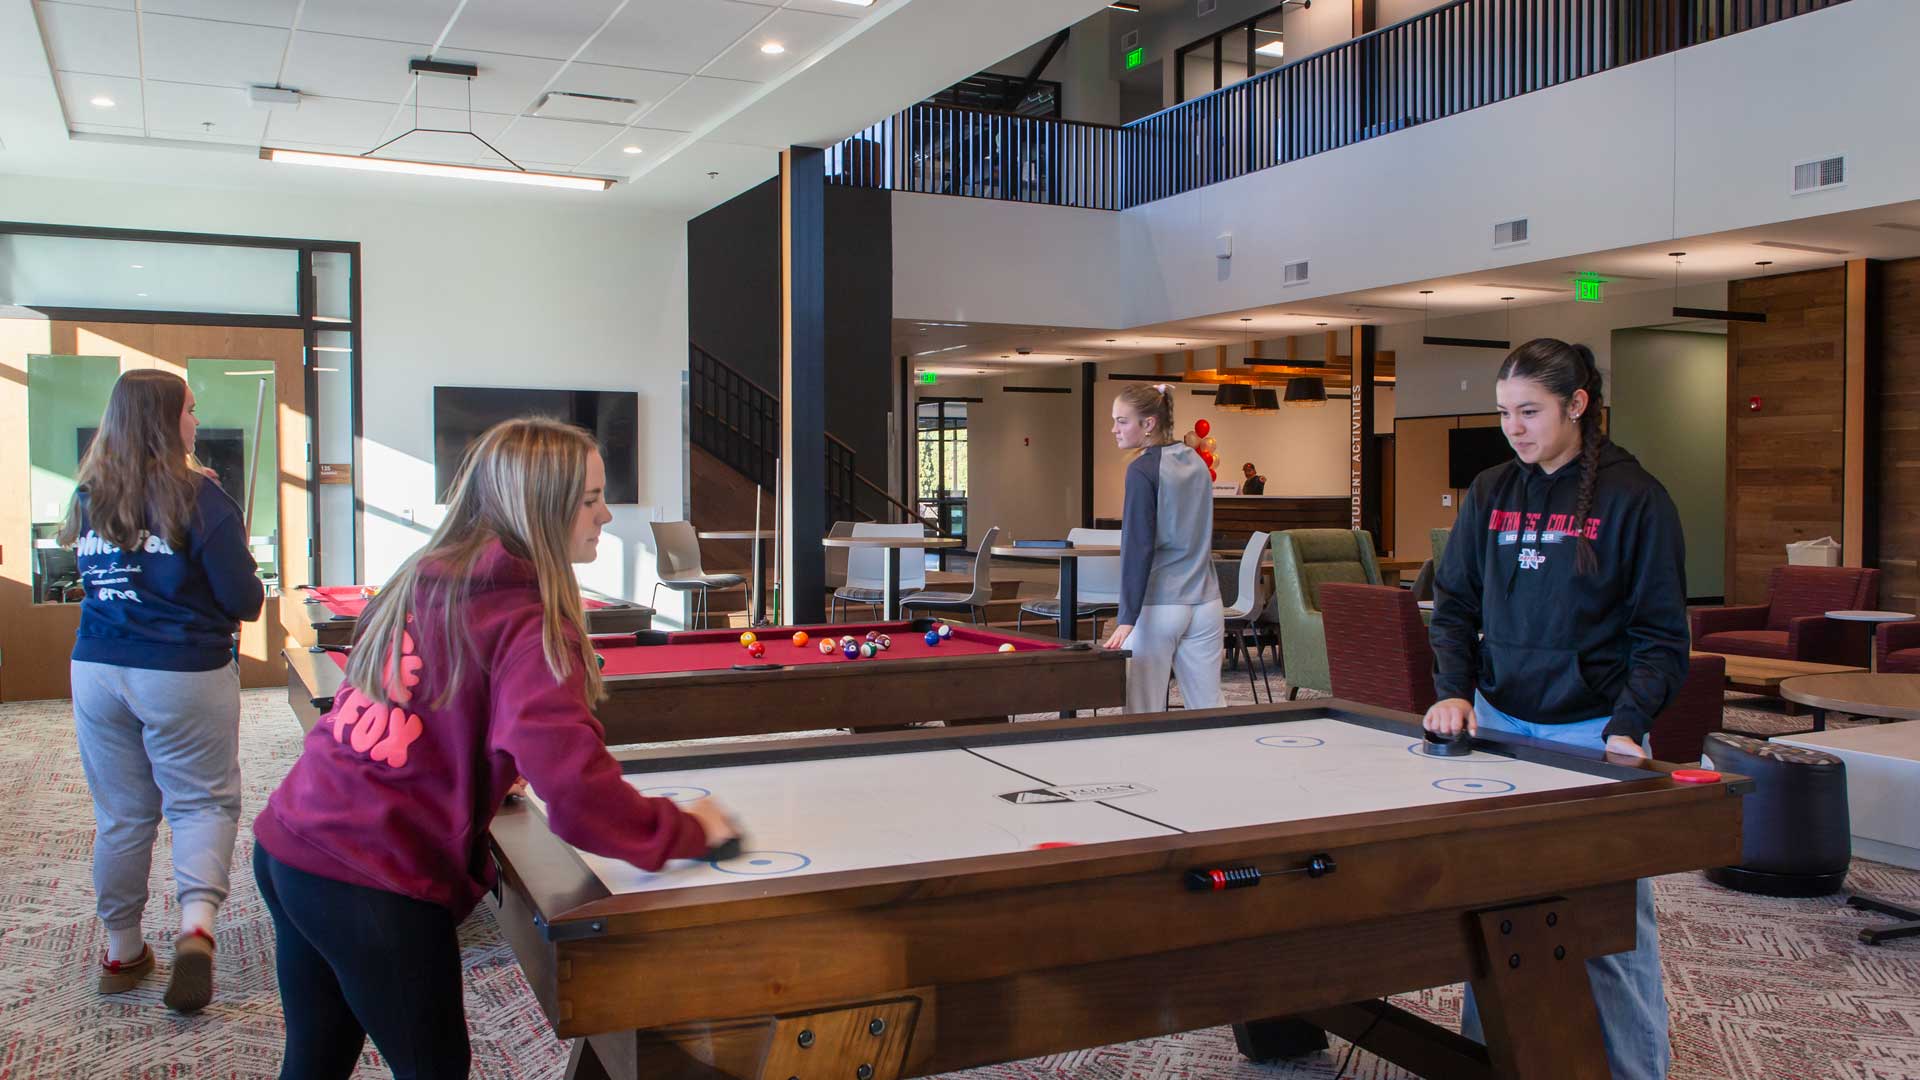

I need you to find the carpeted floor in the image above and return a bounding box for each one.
[0,681,1915,1079]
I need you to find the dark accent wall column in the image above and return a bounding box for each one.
[1080,362,1096,528]
[1350,326,1379,546]
[782,147,827,623]
[898,354,914,510]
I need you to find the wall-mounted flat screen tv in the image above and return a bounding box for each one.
[1447,426,1516,489]
[432,387,639,504]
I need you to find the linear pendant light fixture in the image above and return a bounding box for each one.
[1668,251,1767,323]
[1421,289,1511,349]
[264,59,611,191]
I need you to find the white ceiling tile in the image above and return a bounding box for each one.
[262,93,393,147]
[576,126,686,173]
[57,71,143,124]
[282,31,425,104]
[377,105,514,163]
[634,74,755,132]
[780,0,878,17]
[701,7,850,83]
[297,0,459,44]
[39,2,140,77]
[140,13,288,86]
[419,48,561,114]
[490,115,623,165]
[555,62,685,113]
[374,126,499,164]
[144,80,269,142]
[440,0,621,61]
[143,0,298,28]
[577,0,769,75]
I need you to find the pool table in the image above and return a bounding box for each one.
[486,699,1750,1080]
[283,619,1127,741]
[300,584,652,646]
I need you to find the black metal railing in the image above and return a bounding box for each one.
[830,0,1846,210]
[689,344,934,531]
[827,102,1124,211]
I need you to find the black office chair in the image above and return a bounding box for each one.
[36,546,82,604]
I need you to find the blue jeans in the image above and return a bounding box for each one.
[1462,693,1671,1080]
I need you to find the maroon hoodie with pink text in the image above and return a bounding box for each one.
[254,542,707,915]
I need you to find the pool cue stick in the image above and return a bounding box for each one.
[242,375,268,538]
[770,457,782,625]
[751,482,763,625]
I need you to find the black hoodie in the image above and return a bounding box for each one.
[1429,441,1688,742]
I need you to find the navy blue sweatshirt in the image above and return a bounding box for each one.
[1428,442,1688,742]
[70,477,265,672]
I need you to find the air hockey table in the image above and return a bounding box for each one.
[300,584,652,646]
[487,698,1749,1080]
[283,619,1127,742]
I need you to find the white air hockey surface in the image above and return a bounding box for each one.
[529,717,1619,896]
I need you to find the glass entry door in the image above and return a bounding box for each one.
[916,400,969,551]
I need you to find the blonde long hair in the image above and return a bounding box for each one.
[59,369,202,551]
[1115,383,1178,455]
[346,417,604,708]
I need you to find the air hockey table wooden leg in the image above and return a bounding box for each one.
[1233,895,1612,1080]
[565,994,925,1080]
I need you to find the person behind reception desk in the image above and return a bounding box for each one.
[1239,462,1266,495]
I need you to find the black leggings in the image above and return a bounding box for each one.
[253,845,470,1080]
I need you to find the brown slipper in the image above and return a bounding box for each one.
[163,929,215,1013]
[98,944,155,995]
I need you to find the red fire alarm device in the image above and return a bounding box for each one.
[1748,397,1762,412]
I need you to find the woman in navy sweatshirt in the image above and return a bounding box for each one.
[62,368,264,1012]
[1426,338,1689,1080]
[254,417,740,1079]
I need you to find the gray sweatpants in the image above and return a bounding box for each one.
[71,659,242,931]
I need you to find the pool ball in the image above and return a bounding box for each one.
[739,631,757,648]
[997,643,1016,653]
[842,642,861,660]
[596,652,608,668]
[865,631,880,643]
[924,631,941,647]
[792,631,810,647]
[840,635,857,648]
[747,641,766,659]
[818,640,835,655]
[358,585,379,599]
[859,642,877,658]
[935,624,953,639]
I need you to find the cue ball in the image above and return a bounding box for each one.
[935,624,953,639]
[792,631,810,647]
[842,642,861,659]
[747,641,766,658]
[818,640,835,655]
[998,643,1016,653]
[924,631,941,647]
[739,631,757,647]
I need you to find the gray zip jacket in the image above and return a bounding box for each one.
[1118,443,1220,625]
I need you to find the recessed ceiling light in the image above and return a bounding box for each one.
[135,292,148,298]
[129,264,143,269]
[829,0,875,5]
[760,41,786,54]
[90,95,115,108]
[621,145,642,154]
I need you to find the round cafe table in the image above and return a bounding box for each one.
[1826,610,1916,672]
[1778,672,1920,733]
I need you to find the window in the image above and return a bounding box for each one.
[26,354,120,603]
[1175,4,1291,103]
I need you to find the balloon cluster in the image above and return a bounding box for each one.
[1182,418,1219,481]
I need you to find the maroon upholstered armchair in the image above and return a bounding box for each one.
[1320,583,1437,715]
[1649,654,1725,764]
[1690,566,1881,667]
[1879,619,1920,674]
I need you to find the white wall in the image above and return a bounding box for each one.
[929,367,1083,549]
[1610,329,1728,600]
[0,173,691,616]
[896,1,1913,331]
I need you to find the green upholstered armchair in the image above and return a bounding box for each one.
[1270,529,1384,697]
[1430,527,1452,567]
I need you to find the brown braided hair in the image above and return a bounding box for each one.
[1497,338,1607,575]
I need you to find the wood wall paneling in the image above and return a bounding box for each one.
[1393,414,1501,563]
[1725,269,1848,605]
[1875,258,1920,614]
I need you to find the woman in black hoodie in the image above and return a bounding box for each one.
[1426,338,1688,1080]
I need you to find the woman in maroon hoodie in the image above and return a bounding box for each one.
[253,417,738,1079]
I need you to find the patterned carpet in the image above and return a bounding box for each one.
[0,680,1915,1080]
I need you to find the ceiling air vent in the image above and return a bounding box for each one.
[1493,218,1529,248]
[1121,29,1141,50]
[1792,155,1845,194]
[1283,260,1309,286]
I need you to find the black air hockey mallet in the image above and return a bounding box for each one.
[1422,727,1473,757]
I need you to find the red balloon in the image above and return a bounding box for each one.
[1199,449,1215,466]
[1194,419,1211,438]
[1208,467,1218,481]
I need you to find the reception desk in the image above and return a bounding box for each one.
[1215,496,1351,550]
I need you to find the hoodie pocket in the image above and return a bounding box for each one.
[1479,639,1605,719]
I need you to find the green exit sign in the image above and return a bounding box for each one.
[1574,276,1605,303]
[1125,46,1145,70]
[919,371,938,385]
